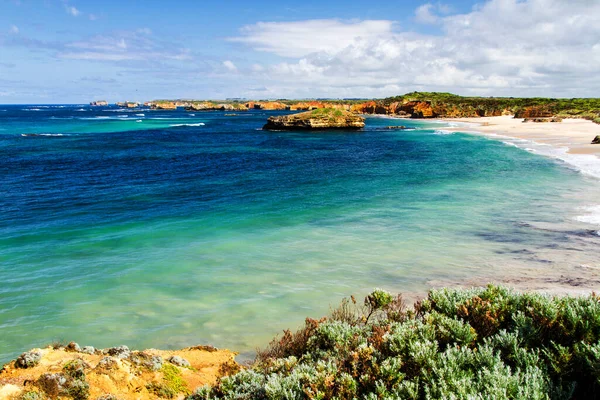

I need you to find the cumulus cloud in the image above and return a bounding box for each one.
[230,0,600,98]
[9,25,19,34]
[223,60,237,72]
[415,4,438,24]
[415,2,452,24]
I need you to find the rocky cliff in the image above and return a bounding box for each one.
[263,108,365,130]
[0,343,237,400]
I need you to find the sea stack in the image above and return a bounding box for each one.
[263,108,365,130]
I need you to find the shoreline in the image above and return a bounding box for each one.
[436,116,600,177]
[438,115,600,155]
[408,115,600,300]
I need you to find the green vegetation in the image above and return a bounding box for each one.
[187,286,600,399]
[18,392,46,400]
[383,92,600,123]
[308,108,346,121]
[62,360,90,400]
[147,363,191,398]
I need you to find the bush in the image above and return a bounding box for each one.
[188,286,600,399]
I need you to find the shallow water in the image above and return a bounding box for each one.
[1,105,600,362]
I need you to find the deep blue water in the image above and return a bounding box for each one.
[1,104,599,363]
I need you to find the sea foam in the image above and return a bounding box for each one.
[484,134,600,180]
[575,205,600,227]
[169,123,205,127]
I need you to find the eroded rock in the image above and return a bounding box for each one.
[167,355,190,368]
[263,109,365,131]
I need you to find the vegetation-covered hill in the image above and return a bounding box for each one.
[378,92,600,123]
[142,93,600,123]
[190,286,600,399]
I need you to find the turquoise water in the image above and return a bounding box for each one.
[1,105,600,362]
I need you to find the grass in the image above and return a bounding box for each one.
[147,363,191,398]
[187,285,600,399]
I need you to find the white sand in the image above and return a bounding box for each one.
[440,115,600,155]
[436,116,600,179]
[420,115,600,298]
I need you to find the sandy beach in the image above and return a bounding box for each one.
[440,115,600,156]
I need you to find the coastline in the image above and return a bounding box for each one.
[417,115,600,299]
[437,116,600,177]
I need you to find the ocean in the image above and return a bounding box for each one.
[1,104,600,363]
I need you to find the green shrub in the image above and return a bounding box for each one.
[188,286,600,399]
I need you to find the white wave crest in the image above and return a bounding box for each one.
[135,113,145,117]
[575,205,600,226]
[21,133,66,137]
[433,129,453,135]
[169,122,205,127]
[495,136,600,179]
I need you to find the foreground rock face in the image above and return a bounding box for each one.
[263,108,365,130]
[0,344,237,400]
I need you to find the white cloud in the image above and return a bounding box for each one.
[223,60,237,72]
[229,0,600,98]
[88,14,98,21]
[415,2,452,24]
[229,19,394,58]
[9,25,19,34]
[58,30,191,62]
[66,6,80,17]
[415,4,438,24]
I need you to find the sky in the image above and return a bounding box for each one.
[0,0,599,103]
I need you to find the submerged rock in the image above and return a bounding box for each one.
[387,125,407,130]
[592,135,600,144]
[263,108,365,130]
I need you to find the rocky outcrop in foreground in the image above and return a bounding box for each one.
[263,108,365,130]
[0,343,237,400]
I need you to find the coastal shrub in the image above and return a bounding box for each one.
[146,363,191,398]
[161,363,191,395]
[18,391,46,400]
[187,286,600,399]
[15,350,42,369]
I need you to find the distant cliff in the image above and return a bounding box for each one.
[138,93,600,124]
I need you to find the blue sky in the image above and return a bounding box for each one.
[0,0,598,103]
